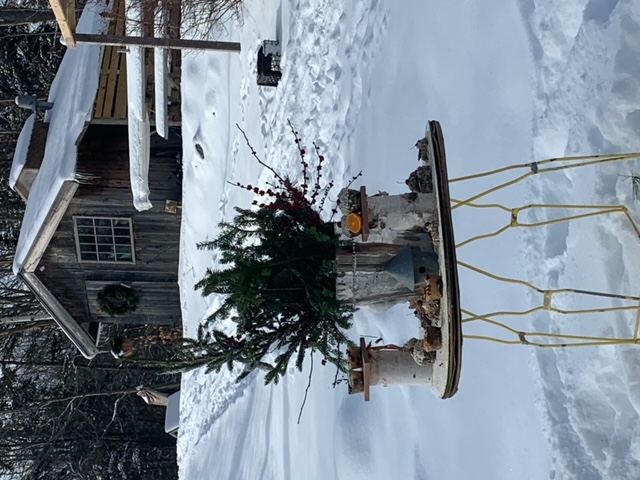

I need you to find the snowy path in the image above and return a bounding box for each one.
[520,1,640,478]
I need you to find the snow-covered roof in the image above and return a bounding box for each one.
[13,2,108,275]
[9,113,36,190]
[12,2,110,359]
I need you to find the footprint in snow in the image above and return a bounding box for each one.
[195,143,205,160]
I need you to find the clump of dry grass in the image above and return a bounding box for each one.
[620,173,640,201]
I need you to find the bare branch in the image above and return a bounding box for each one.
[236,123,288,184]
[297,351,314,425]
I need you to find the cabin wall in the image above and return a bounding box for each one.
[15,122,50,200]
[25,122,49,170]
[37,125,183,332]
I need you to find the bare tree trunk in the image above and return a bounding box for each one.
[0,8,57,26]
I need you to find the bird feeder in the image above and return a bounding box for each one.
[341,120,462,400]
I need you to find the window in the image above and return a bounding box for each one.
[73,217,135,263]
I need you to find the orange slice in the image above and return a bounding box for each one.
[346,213,363,235]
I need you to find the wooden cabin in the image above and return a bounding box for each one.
[9,3,183,358]
[13,121,183,356]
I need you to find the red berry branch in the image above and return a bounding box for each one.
[230,122,356,229]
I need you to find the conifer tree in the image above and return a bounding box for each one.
[170,125,360,384]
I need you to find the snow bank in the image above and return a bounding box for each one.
[177,0,555,479]
[125,0,152,211]
[178,0,640,478]
[13,1,108,274]
[520,1,640,478]
[9,113,36,190]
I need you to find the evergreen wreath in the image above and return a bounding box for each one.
[97,284,138,317]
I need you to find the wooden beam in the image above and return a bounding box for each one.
[75,33,241,52]
[49,0,76,47]
[21,272,99,359]
[113,52,128,119]
[359,186,369,241]
[21,181,79,274]
[360,337,371,402]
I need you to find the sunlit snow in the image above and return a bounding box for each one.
[177,1,640,479]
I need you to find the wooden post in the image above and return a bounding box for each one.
[49,0,77,47]
[360,338,371,401]
[74,33,241,52]
[359,186,369,241]
[369,350,433,387]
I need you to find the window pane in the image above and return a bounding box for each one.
[76,218,93,226]
[98,244,115,254]
[80,243,96,253]
[78,235,95,244]
[81,251,98,261]
[114,236,130,245]
[116,244,133,261]
[98,253,115,262]
[96,235,112,245]
[95,227,112,236]
[77,226,95,236]
[95,218,111,227]
[113,219,129,227]
[113,228,130,237]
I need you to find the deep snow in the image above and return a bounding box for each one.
[177,1,640,479]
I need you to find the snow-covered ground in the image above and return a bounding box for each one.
[177,1,640,479]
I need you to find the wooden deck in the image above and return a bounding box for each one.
[94,0,127,120]
[93,0,182,124]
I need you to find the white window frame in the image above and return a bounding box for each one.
[73,216,136,264]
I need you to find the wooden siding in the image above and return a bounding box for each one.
[37,124,183,331]
[93,0,182,124]
[15,122,50,200]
